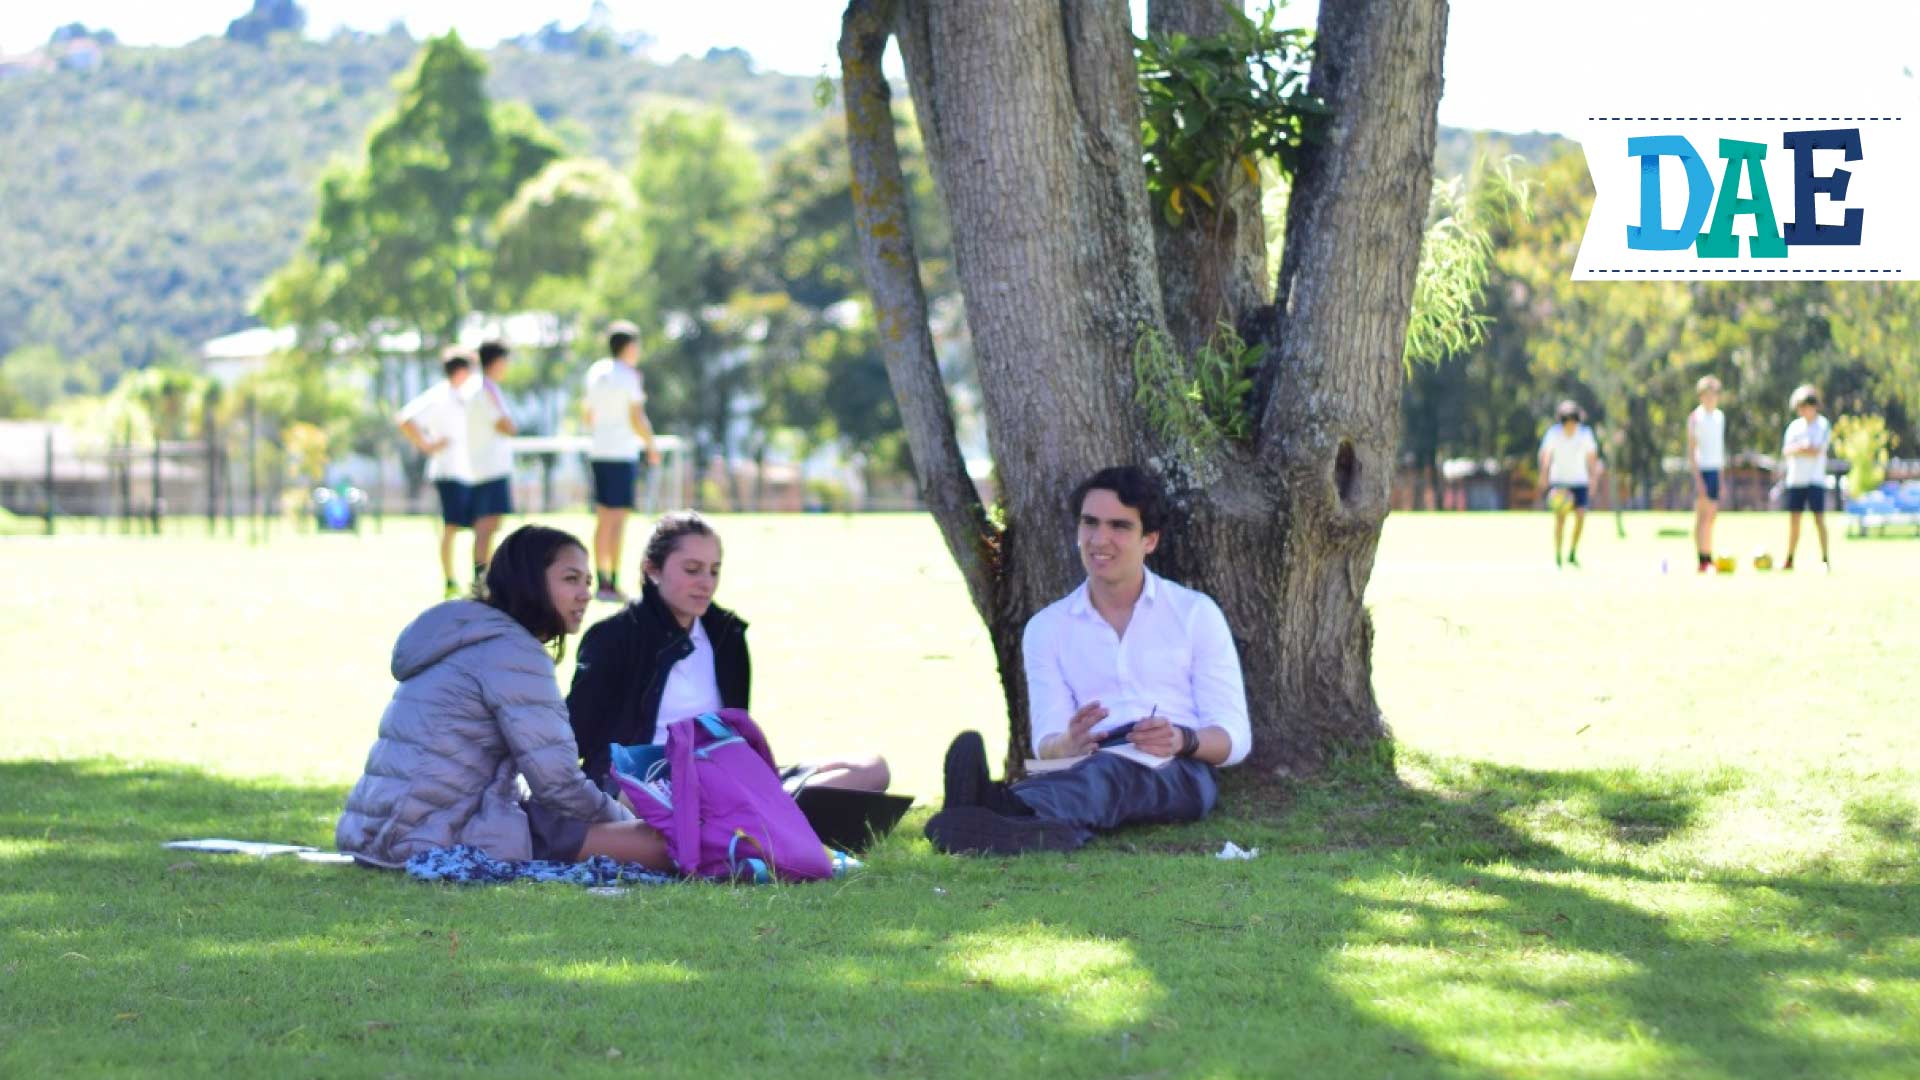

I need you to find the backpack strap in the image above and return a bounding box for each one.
[726,830,772,884]
[713,708,779,771]
[665,717,703,877]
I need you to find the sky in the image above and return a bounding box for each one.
[4,1,1917,137]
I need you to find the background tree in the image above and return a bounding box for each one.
[257,33,563,499]
[753,115,958,496]
[264,34,563,362]
[492,156,632,436]
[599,108,764,506]
[226,0,307,46]
[0,345,99,417]
[842,0,1448,775]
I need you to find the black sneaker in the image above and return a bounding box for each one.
[942,731,1032,816]
[942,731,991,809]
[924,806,1084,856]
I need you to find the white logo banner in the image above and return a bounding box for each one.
[1572,112,1920,280]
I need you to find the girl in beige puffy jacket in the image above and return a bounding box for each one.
[337,525,669,870]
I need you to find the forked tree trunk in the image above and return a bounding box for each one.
[842,0,1445,777]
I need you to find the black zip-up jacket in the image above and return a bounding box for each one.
[565,583,750,782]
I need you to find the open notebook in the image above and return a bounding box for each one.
[1024,742,1172,773]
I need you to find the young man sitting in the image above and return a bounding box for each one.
[925,465,1251,855]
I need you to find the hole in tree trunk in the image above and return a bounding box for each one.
[1334,441,1358,506]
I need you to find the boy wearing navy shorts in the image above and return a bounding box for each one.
[1780,384,1832,572]
[583,321,660,603]
[466,340,518,579]
[397,349,475,598]
[1687,375,1726,573]
[1538,400,1602,568]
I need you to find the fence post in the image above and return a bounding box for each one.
[148,426,160,530]
[247,395,260,545]
[204,397,218,536]
[119,417,132,534]
[224,432,236,538]
[43,426,55,535]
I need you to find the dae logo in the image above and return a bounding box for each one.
[1572,113,1920,279]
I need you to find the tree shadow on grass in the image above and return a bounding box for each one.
[2,758,1917,1078]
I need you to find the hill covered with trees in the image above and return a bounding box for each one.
[0,28,821,374]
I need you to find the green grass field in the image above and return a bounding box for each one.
[2,510,1916,1077]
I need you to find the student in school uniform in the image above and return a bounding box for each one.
[466,340,518,580]
[1780,384,1833,572]
[1687,375,1727,573]
[1538,400,1603,568]
[583,321,660,603]
[397,349,475,598]
[566,511,891,794]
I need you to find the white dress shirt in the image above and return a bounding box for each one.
[651,617,722,744]
[1022,568,1251,767]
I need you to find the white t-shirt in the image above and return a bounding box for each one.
[396,381,470,482]
[1540,423,1599,485]
[1689,406,1726,470]
[652,617,721,743]
[466,378,515,481]
[585,359,647,461]
[1781,415,1831,487]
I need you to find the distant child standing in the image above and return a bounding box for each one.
[583,321,660,603]
[398,349,475,598]
[1780,384,1832,572]
[1687,376,1726,573]
[1539,400,1602,568]
[467,340,519,580]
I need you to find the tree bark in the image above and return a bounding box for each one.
[888,0,1169,767]
[1240,0,1446,770]
[844,0,1447,778]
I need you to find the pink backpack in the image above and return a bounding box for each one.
[609,710,834,882]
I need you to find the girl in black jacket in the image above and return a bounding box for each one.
[566,512,891,793]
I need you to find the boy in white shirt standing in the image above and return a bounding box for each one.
[466,340,518,579]
[1780,383,1832,572]
[396,349,474,598]
[583,321,660,603]
[1687,375,1727,573]
[1538,400,1602,568]
[924,466,1251,855]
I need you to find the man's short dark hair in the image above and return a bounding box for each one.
[607,320,640,359]
[1069,465,1169,535]
[441,349,474,378]
[477,340,510,367]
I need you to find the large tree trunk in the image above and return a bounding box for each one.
[842,0,1446,777]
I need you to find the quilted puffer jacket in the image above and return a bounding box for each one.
[337,601,632,867]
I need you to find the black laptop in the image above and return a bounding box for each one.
[793,786,914,853]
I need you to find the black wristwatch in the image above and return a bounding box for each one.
[1176,724,1200,758]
